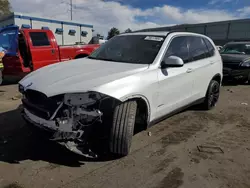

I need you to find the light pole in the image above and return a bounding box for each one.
[70,0,73,20]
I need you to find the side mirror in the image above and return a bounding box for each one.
[161,56,184,69]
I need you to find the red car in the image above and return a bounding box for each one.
[0,26,100,83]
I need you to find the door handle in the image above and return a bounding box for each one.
[210,61,215,65]
[186,68,193,73]
[51,49,55,54]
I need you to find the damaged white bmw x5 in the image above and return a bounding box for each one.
[19,31,223,158]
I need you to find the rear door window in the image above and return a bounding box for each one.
[29,32,50,46]
[188,36,208,62]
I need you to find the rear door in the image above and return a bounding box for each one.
[187,36,219,99]
[23,30,60,70]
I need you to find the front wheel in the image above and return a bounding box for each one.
[109,100,137,156]
[202,80,220,110]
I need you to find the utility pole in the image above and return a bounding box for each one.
[70,0,73,20]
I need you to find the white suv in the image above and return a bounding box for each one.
[19,31,222,157]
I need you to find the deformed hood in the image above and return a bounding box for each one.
[19,58,149,97]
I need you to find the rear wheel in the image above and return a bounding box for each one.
[202,80,220,110]
[109,100,137,156]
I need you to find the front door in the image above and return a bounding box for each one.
[157,36,195,117]
[23,30,59,70]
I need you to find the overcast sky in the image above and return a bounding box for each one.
[9,0,250,36]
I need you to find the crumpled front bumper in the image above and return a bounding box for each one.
[21,108,83,141]
[22,108,58,132]
[21,108,98,158]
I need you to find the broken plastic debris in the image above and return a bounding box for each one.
[197,145,224,153]
[148,132,152,136]
[241,103,248,105]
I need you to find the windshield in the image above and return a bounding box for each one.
[88,35,165,64]
[220,43,250,55]
[0,29,18,51]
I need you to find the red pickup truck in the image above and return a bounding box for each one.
[0,26,100,82]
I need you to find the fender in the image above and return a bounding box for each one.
[75,44,100,56]
[75,50,91,57]
[203,73,222,97]
[120,93,151,126]
[212,73,223,84]
[209,73,222,87]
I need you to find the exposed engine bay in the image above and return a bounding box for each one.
[20,89,118,158]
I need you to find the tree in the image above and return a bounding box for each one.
[0,0,12,16]
[107,27,120,40]
[124,28,132,33]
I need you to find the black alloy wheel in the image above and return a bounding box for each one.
[208,81,220,108]
[202,80,220,110]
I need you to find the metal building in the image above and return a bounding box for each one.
[136,18,250,45]
[0,12,94,45]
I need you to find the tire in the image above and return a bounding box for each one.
[202,80,220,110]
[109,100,137,156]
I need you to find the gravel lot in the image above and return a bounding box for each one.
[0,83,250,188]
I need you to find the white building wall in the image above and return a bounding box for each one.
[53,24,64,46]
[80,26,93,44]
[0,12,94,45]
[14,17,31,28]
[63,24,79,45]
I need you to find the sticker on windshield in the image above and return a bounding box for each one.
[144,36,164,42]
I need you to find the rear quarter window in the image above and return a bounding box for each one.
[29,32,50,46]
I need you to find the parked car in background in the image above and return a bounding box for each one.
[220,41,250,84]
[0,25,100,84]
[0,50,5,85]
[19,31,222,158]
[98,39,107,44]
[89,36,107,44]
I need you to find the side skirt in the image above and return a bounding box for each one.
[148,97,205,128]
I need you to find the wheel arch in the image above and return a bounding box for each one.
[122,94,151,130]
[211,73,222,85]
[204,73,222,97]
[74,53,89,59]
